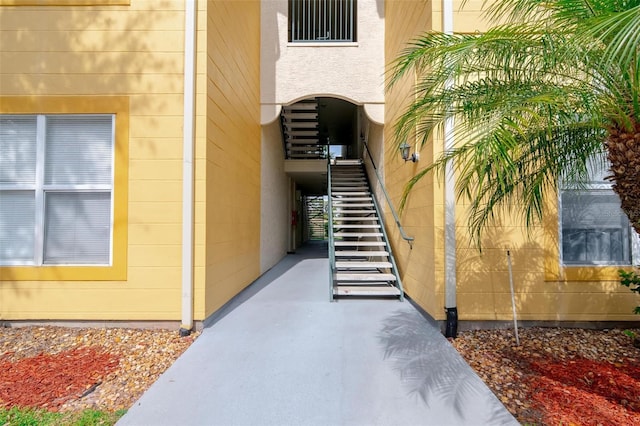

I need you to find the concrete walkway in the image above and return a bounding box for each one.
[118,242,518,426]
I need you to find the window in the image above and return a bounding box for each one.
[0,114,114,266]
[289,0,357,43]
[560,156,639,266]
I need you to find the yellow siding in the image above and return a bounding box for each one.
[385,0,443,318]
[1,1,129,5]
[0,1,188,320]
[203,0,261,317]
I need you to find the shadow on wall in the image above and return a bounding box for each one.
[378,309,516,425]
[455,225,548,320]
[2,2,177,99]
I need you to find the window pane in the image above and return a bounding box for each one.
[561,190,631,264]
[0,190,35,262]
[0,116,37,184]
[43,192,111,264]
[45,116,113,185]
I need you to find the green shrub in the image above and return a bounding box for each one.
[620,268,640,314]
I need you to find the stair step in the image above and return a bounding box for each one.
[335,261,393,269]
[333,217,378,221]
[290,154,325,158]
[332,197,372,202]
[334,241,386,246]
[288,137,320,143]
[333,204,374,208]
[287,130,319,137]
[332,192,369,196]
[334,159,362,165]
[282,121,318,128]
[288,146,323,151]
[334,286,401,297]
[333,232,383,237]
[333,210,376,215]
[334,250,389,257]
[283,112,318,119]
[333,224,380,229]
[334,273,397,282]
[331,188,369,192]
[284,103,318,111]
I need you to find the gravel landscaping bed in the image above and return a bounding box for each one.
[451,327,640,425]
[2,324,640,425]
[0,326,198,413]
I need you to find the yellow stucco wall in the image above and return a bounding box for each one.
[203,0,261,318]
[0,1,193,320]
[384,0,640,323]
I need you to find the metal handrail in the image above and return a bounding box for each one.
[362,140,414,248]
[327,157,336,301]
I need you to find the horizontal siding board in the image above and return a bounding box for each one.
[0,52,184,73]
[0,29,184,52]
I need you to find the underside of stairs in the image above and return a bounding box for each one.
[328,159,404,300]
[281,99,325,160]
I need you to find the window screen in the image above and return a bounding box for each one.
[0,114,114,266]
[560,155,637,266]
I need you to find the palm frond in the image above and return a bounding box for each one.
[390,0,640,244]
[580,5,640,78]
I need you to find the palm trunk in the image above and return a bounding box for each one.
[606,120,640,235]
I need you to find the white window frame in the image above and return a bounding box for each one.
[558,160,640,267]
[0,114,115,266]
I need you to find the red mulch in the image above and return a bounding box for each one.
[527,357,640,426]
[451,328,640,425]
[0,347,120,411]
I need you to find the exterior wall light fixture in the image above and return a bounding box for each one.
[399,142,419,162]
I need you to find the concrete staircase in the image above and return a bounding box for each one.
[328,159,404,300]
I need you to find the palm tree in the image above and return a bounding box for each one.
[389,0,640,243]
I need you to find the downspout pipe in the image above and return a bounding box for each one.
[443,0,458,338]
[180,0,197,337]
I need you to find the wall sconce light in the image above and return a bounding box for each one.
[399,142,419,162]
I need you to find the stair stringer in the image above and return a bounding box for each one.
[368,187,405,301]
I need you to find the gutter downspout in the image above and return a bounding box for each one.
[443,0,458,338]
[180,0,197,336]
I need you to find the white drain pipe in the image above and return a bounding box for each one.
[180,0,197,336]
[443,0,458,338]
